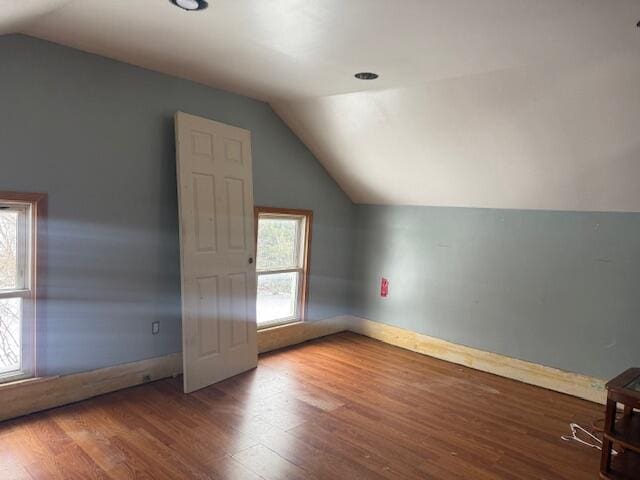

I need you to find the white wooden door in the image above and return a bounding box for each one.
[175,111,257,393]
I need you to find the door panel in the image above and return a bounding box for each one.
[175,111,257,393]
[196,275,220,356]
[229,272,250,348]
[225,178,247,250]
[192,174,217,253]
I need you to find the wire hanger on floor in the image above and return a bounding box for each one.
[561,423,618,455]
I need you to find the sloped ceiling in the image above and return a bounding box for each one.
[5,0,640,211]
[274,53,640,211]
[0,0,73,33]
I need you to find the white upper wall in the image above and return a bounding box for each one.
[274,50,640,211]
[5,0,640,211]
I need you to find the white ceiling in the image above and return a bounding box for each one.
[5,0,640,211]
[276,51,640,211]
[0,0,73,33]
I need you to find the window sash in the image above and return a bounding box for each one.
[0,197,38,384]
[0,295,35,382]
[256,266,302,275]
[255,214,306,326]
[0,203,31,293]
[0,295,33,382]
[0,289,31,300]
[256,269,304,328]
[256,214,305,272]
[254,207,312,329]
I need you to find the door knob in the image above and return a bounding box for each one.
[248,257,254,264]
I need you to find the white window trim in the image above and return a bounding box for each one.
[254,208,312,330]
[0,193,44,384]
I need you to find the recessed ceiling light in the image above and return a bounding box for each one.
[170,0,208,11]
[355,72,379,80]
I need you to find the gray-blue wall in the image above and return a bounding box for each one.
[0,35,354,375]
[352,205,640,379]
[2,35,638,382]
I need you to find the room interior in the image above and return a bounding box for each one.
[1,1,640,479]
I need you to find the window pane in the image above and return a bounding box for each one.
[256,217,300,270]
[0,297,21,374]
[0,210,19,290]
[257,272,299,326]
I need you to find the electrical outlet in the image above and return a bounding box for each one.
[152,321,160,335]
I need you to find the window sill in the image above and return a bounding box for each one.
[257,318,346,354]
[257,319,303,332]
[0,376,57,392]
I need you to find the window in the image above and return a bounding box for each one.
[0,192,44,383]
[255,207,312,329]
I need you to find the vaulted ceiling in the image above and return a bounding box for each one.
[4,0,640,211]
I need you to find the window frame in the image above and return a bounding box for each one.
[254,206,312,330]
[0,191,46,384]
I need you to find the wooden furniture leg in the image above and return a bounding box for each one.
[600,399,617,473]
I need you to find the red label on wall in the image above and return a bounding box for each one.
[381,277,389,297]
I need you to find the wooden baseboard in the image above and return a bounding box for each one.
[258,316,348,354]
[0,353,182,422]
[1,314,605,423]
[0,316,347,422]
[347,316,607,404]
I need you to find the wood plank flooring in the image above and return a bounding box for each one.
[0,332,604,479]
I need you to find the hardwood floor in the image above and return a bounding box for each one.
[0,332,603,479]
